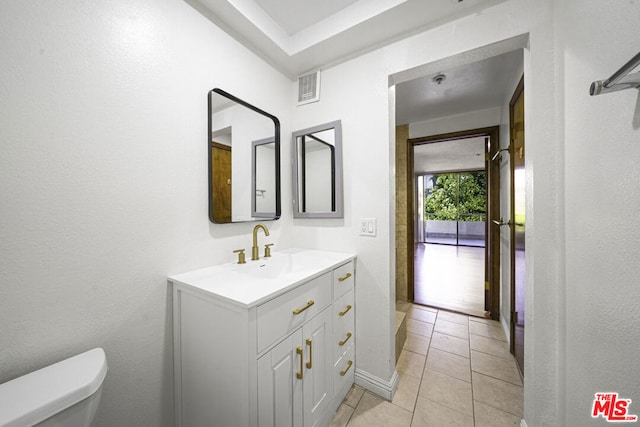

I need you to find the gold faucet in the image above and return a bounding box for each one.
[251,224,270,260]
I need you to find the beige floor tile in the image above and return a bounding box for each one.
[392,373,420,412]
[419,369,473,416]
[471,350,523,385]
[430,332,470,358]
[425,347,471,382]
[437,310,469,325]
[348,392,412,427]
[411,304,438,313]
[470,333,512,360]
[434,319,469,339]
[412,397,474,427]
[330,403,355,427]
[343,384,366,408]
[474,400,522,427]
[469,320,507,341]
[407,307,437,324]
[406,318,434,337]
[331,302,524,427]
[404,332,430,355]
[397,350,426,379]
[468,315,498,325]
[472,372,524,417]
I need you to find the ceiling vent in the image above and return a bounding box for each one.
[297,71,321,106]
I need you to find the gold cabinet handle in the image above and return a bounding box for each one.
[306,338,313,369]
[338,332,352,347]
[296,346,303,380]
[293,300,315,315]
[340,360,353,377]
[338,305,352,317]
[338,272,352,282]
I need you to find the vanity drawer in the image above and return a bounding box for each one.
[334,344,355,395]
[333,290,355,360]
[333,261,354,299]
[256,272,332,353]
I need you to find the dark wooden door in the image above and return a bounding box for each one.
[510,77,525,375]
[211,142,232,223]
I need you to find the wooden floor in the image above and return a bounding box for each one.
[413,243,485,317]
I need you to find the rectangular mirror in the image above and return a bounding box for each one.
[208,88,280,223]
[292,120,343,218]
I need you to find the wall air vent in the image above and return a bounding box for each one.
[297,70,320,106]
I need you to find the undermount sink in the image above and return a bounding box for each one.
[230,250,319,277]
[168,248,355,308]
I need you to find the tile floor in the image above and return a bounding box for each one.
[330,303,523,427]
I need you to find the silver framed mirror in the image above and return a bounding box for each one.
[208,88,281,223]
[292,120,343,218]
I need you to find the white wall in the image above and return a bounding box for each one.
[556,1,640,425]
[0,0,292,425]
[5,0,636,425]
[292,2,560,423]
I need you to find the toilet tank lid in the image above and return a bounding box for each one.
[0,348,107,427]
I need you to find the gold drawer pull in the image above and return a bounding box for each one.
[338,305,352,317]
[338,332,352,347]
[306,338,313,369]
[296,347,303,380]
[293,300,315,315]
[338,272,352,282]
[340,360,353,377]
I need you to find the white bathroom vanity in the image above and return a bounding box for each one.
[169,248,356,427]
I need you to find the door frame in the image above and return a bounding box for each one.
[407,126,501,318]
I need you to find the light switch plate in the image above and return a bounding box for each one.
[359,218,376,237]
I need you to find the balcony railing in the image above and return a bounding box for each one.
[423,213,486,247]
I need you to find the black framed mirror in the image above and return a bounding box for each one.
[292,120,343,218]
[208,88,280,223]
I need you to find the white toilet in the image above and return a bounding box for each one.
[0,348,107,427]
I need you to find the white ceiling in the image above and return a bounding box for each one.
[185,0,506,78]
[187,0,522,128]
[396,49,523,125]
[414,136,486,174]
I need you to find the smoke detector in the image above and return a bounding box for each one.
[432,73,447,85]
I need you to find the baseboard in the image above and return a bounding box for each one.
[354,368,399,401]
[521,419,527,427]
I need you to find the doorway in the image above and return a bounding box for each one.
[407,127,501,318]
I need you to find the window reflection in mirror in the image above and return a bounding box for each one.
[208,89,280,223]
[292,120,343,218]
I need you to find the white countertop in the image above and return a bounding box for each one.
[168,248,355,308]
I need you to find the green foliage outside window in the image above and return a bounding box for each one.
[425,172,486,221]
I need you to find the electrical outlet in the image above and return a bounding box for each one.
[359,218,376,237]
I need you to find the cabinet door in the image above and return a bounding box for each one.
[303,307,333,427]
[258,329,303,427]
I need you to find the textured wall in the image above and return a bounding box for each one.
[0,1,292,425]
[557,1,640,425]
[292,1,559,413]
